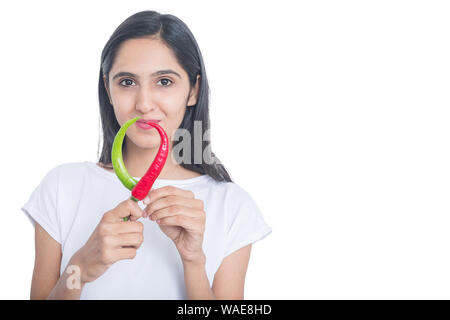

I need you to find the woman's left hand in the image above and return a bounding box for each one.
[143,186,206,264]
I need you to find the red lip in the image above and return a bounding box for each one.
[137,119,161,124]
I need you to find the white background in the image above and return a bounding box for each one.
[0,0,449,299]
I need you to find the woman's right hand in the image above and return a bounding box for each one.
[70,198,145,284]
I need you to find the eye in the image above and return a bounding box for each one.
[119,79,136,87]
[157,78,173,87]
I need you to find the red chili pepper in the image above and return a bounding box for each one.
[131,122,169,200]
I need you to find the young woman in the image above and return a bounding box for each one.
[22,10,271,300]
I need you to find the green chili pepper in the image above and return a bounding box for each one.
[111,116,140,197]
[111,116,169,221]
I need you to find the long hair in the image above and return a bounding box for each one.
[97,10,232,182]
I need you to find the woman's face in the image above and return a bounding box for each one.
[104,37,199,149]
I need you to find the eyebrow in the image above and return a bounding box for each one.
[111,69,182,81]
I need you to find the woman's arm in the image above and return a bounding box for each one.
[31,223,61,299]
[45,255,85,300]
[31,223,84,299]
[183,244,252,300]
[212,244,252,299]
[45,272,85,299]
[33,199,145,299]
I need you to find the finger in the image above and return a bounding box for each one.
[157,215,204,234]
[104,198,145,222]
[144,195,203,217]
[112,248,137,262]
[110,221,144,234]
[147,186,195,204]
[150,205,203,222]
[111,233,144,249]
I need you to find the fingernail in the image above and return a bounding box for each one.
[143,197,150,205]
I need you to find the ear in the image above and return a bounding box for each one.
[187,74,201,107]
[103,75,113,105]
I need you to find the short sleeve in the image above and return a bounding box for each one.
[21,166,61,244]
[224,188,272,258]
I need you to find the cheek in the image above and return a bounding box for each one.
[159,82,191,116]
[159,94,185,113]
[159,99,188,127]
[110,88,135,109]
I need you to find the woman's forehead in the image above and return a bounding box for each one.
[112,38,182,76]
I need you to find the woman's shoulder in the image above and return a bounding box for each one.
[40,161,96,186]
[52,161,91,175]
[202,177,256,208]
[208,178,271,252]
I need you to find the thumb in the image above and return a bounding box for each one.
[142,195,151,205]
[105,198,144,222]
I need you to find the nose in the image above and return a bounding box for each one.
[135,86,157,113]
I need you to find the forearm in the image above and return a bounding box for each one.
[46,258,85,300]
[183,254,216,300]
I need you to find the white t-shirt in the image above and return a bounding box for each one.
[21,161,272,299]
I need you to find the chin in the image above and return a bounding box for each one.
[140,137,163,149]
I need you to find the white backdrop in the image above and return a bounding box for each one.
[0,0,449,299]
